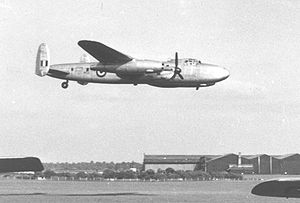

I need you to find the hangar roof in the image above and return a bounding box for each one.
[242,154,270,159]
[207,153,237,162]
[271,153,300,159]
[144,155,219,164]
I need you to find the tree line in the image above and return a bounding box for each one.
[38,168,242,181]
[43,161,143,172]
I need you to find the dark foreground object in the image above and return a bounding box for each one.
[0,157,44,173]
[251,178,300,198]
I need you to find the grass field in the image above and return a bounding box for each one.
[0,179,299,202]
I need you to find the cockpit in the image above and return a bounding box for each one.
[164,58,202,67]
[183,58,201,66]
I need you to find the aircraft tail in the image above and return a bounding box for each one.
[35,43,50,76]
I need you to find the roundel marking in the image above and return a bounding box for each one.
[96,70,106,77]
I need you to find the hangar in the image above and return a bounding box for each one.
[143,153,300,174]
[206,154,238,172]
[271,154,300,175]
[143,154,241,172]
[242,154,271,174]
[143,154,218,171]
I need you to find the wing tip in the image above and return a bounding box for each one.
[78,40,89,46]
[78,40,98,46]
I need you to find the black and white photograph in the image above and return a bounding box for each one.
[1,0,300,202]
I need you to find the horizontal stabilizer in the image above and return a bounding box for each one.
[48,69,69,77]
[78,40,133,64]
[0,157,44,173]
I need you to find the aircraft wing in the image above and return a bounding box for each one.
[251,178,300,198]
[78,40,133,64]
[0,157,44,173]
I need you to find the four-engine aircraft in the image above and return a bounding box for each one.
[35,40,229,90]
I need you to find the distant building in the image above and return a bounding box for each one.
[227,152,254,174]
[129,168,137,172]
[227,164,254,174]
[206,154,239,172]
[143,155,218,171]
[143,153,300,175]
[271,154,300,175]
[242,154,270,174]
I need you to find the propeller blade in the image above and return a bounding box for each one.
[170,52,184,80]
[175,52,178,68]
[178,73,184,80]
[170,52,183,80]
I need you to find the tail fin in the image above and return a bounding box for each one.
[35,43,50,76]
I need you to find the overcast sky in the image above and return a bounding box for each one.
[1,0,300,162]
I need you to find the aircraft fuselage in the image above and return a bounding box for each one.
[48,59,229,88]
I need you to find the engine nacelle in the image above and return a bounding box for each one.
[35,43,50,77]
[116,60,163,75]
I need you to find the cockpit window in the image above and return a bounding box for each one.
[184,58,201,66]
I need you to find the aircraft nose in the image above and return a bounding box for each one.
[214,66,230,81]
[221,67,230,80]
[202,65,230,82]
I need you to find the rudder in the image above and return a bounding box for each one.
[35,43,50,76]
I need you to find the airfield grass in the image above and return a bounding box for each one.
[0,178,299,202]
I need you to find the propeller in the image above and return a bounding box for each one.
[171,52,184,80]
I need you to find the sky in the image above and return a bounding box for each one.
[0,0,300,162]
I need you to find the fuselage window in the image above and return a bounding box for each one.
[45,60,48,66]
[71,68,74,71]
[86,68,89,72]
